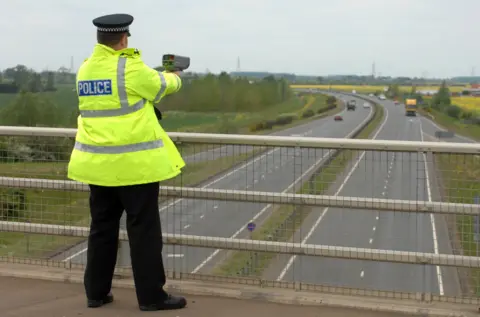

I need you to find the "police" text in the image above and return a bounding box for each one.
[78,80,113,96]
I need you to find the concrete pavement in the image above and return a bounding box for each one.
[57,93,374,274]
[0,276,414,317]
[267,97,462,296]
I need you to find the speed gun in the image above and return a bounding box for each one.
[162,54,190,72]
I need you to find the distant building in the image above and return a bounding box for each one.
[417,89,438,96]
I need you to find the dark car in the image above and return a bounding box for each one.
[334,115,343,121]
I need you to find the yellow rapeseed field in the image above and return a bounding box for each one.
[451,97,480,114]
[290,84,468,93]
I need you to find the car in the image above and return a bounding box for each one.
[334,115,343,121]
[394,100,399,105]
[363,102,370,108]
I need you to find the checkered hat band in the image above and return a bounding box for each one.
[97,26,129,32]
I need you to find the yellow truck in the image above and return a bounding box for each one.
[405,98,417,116]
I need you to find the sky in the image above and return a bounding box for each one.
[1,0,478,78]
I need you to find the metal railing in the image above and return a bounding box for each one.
[0,125,479,306]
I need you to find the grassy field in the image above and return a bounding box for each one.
[0,89,339,135]
[290,84,470,94]
[212,101,385,277]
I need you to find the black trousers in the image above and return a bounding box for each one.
[84,182,168,305]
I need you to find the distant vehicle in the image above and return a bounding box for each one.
[378,94,386,100]
[405,98,417,116]
[394,100,399,105]
[346,100,356,111]
[334,115,343,121]
[363,102,370,108]
[368,93,374,97]
[352,89,356,94]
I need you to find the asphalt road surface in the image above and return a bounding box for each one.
[57,93,374,272]
[265,96,468,296]
[180,94,363,164]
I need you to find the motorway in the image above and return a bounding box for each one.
[57,93,375,271]
[265,97,468,296]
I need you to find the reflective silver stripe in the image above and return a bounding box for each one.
[154,72,167,102]
[80,99,145,117]
[74,139,164,154]
[174,75,181,91]
[79,57,146,118]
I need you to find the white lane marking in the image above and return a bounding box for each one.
[167,253,184,258]
[276,105,389,280]
[158,145,284,213]
[360,271,365,278]
[419,120,445,296]
[372,226,376,231]
[192,104,375,274]
[184,224,190,229]
[214,205,218,209]
[369,239,373,244]
[200,215,204,219]
[63,248,87,262]
[376,216,379,220]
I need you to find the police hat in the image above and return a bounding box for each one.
[93,14,134,37]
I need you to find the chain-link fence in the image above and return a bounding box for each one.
[0,127,479,305]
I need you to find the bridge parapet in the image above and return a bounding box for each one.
[0,125,479,315]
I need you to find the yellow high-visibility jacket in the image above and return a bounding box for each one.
[67,44,185,186]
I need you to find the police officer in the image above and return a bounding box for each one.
[67,13,187,311]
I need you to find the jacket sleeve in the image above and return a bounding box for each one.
[127,58,182,103]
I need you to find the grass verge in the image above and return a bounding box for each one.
[433,151,480,295]
[212,102,385,277]
[418,108,480,141]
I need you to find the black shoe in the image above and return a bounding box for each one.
[139,294,187,311]
[87,293,114,308]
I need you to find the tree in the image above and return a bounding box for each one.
[45,72,56,91]
[431,80,451,110]
[27,73,43,93]
[386,84,400,99]
[410,85,416,95]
